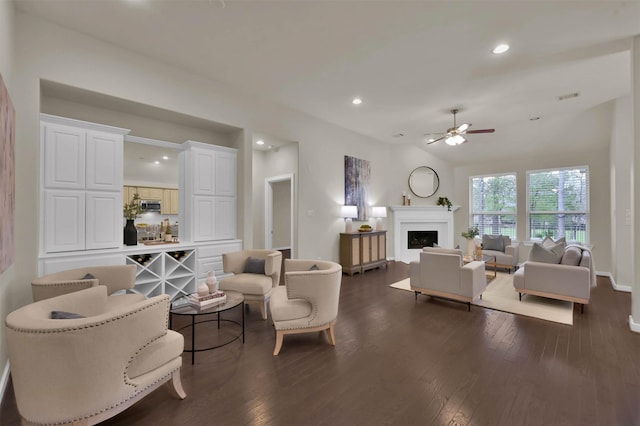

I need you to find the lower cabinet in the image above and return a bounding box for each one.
[339,231,387,276]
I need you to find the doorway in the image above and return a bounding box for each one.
[265,173,295,257]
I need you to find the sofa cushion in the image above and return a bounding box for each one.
[483,235,505,252]
[529,242,564,264]
[269,286,312,322]
[560,246,582,266]
[219,273,273,295]
[243,257,266,274]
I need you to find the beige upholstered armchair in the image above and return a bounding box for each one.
[5,286,186,426]
[269,259,342,355]
[480,235,520,272]
[219,249,282,320]
[31,264,139,302]
[410,247,487,311]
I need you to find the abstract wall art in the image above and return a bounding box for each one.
[344,155,370,221]
[0,72,15,274]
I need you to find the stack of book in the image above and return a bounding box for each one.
[189,291,226,308]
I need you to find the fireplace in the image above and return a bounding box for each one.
[408,230,438,249]
[390,206,456,263]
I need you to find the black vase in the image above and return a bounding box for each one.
[124,219,138,246]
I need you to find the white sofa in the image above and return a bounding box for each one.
[410,247,487,311]
[513,244,593,312]
[5,286,186,425]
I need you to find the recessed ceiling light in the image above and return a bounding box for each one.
[352,98,362,105]
[162,155,169,160]
[256,140,265,145]
[154,161,160,165]
[492,43,510,54]
[268,145,273,149]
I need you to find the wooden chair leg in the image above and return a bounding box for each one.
[273,330,284,355]
[326,324,336,346]
[167,369,187,400]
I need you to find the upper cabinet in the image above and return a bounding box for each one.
[40,114,129,253]
[181,141,237,242]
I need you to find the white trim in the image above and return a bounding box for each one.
[40,113,130,135]
[599,271,633,292]
[265,173,295,257]
[629,315,640,333]
[125,135,182,150]
[0,360,10,406]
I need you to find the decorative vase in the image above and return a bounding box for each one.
[124,219,138,246]
[197,281,209,297]
[206,271,218,294]
[467,239,476,257]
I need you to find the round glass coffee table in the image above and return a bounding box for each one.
[169,290,244,364]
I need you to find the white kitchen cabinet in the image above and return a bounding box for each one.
[214,196,236,240]
[41,114,129,254]
[85,191,122,250]
[85,131,123,191]
[192,196,216,242]
[181,141,237,242]
[43,123,86,190]
[215,151,236,197]
[44,190,86,253]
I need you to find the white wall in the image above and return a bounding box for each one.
[610,96,633,290]
[0,0,15,383]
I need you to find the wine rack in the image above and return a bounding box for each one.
[125,248,196,301]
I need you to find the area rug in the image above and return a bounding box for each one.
[389,273,573,325]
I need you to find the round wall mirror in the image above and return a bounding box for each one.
[408,166,439,198]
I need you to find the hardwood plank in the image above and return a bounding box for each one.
[2,265,640,426]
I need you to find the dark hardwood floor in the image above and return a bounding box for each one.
[2,261,640,425]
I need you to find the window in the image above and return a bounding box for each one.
[527,166,589,243]
[470,173,517,238]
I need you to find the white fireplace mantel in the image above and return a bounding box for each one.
[390,205,459,263]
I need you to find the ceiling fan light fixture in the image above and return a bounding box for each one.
[445,134,466,146]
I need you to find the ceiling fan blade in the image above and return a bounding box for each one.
[465,128,495,134]
[427,135,446,145]
[457,123,470,133]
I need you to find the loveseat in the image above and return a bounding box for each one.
[513,242,594,312]
[480,234,520,272]
[410,247,487,311]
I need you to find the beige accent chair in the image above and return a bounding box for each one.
[5,286,186,426]
[219,249,282,320]
[513,244,594,312]
[410,247,487,311]
[269,259,342,355]
[481,235,520,272]
[31,264,140,302]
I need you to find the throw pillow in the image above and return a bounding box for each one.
[243,257,266,274]
[51,311,85,319]
[529,242,564,264]
[560,246,582,266]
[82,273,96,280]
[309,264,319,271]
[482,235,505,252]
[541,236,566,249]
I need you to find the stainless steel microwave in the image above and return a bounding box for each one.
[140,200,161,212]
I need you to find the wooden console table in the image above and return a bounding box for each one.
[339,230,387,276]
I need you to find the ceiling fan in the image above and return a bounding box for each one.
[425,109,495,146]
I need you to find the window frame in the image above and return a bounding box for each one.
[526,165,590,244]
[469,172,518,240]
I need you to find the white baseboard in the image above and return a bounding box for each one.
[629,315,640,333]
[0,360,10,406]
[598,271,633,292]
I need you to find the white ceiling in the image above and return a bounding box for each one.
[15,0,640,165]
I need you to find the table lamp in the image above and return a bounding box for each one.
[372,206,387,231]
[341,205,358,233]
